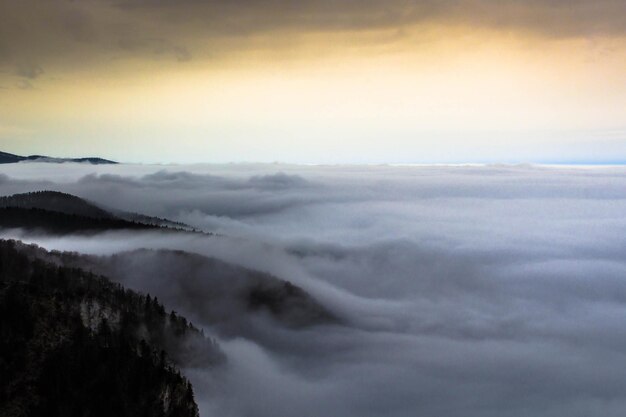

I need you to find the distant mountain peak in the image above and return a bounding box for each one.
[0,150,117,164]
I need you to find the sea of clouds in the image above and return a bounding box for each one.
[2,162,626,417]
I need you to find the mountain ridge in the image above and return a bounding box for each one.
[0,151,116,165]
[0,191,338,328]
[0,191,114,219]
[49,247,340,330]
[0,191,193,233]
[0,239,224,417]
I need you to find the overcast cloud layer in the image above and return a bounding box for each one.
[3,162,626,416]
[2,0,625,74]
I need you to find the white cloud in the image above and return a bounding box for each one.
[2,162,626,416]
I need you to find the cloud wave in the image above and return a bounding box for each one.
[2,162,626,416]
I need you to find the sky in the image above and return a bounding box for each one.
[0,0,625,164]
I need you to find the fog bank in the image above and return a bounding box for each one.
[2,162,626,416]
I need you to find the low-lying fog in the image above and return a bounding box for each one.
[3,162,626,417]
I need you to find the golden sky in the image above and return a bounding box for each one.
[0,0,625,163]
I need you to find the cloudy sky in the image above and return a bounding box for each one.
[0,0,625,163]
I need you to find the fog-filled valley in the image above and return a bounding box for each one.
[3,162,626,417]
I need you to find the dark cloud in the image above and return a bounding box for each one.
[15,62,44,79]
[0,0,624,74]
[111,0,626,37]
[117,37,192,61]
[169,45,192,62]
[15,79,34,90]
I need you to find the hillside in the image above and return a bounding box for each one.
[0,207,159,234]
[0,239,223,417]
[0,151,116,165]
[0,191,191,233]
[0,151,24,164]
[0,191,114,219]
[0,191,337,328]
[51,248,339,330]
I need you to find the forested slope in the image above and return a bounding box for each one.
[0,239,223,417]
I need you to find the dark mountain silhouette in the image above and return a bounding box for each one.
[0,192,336,327]
[0,207,159,234]
[0,191,114,219]
[115,211,193,230]
[0,187,341,416]
[0,151,23,164]
[0,239,224,417]
[0,151,116,164]
[0,191,192,233]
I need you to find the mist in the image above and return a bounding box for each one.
[3,162,626,417]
